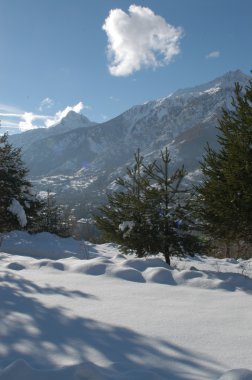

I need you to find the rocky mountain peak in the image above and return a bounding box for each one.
[171,69,250,99]
[60,110,89,124]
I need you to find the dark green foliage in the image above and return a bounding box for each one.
[0,133,43,232]
[143,149,196,263]
[95,148,201,264]
[95,150,149,256]
[38,190,71,237]
[195,78,252,252]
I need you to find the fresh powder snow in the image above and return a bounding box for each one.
[0,231,251,380]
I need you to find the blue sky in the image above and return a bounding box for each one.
[0,0,251,133]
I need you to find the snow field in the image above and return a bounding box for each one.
[0,232,251,380]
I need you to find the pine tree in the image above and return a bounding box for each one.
[95,150,150,256]
[0,133,42,232]
[95,148,200,264]
[39,190,70,237]
[195,78,252,255]
[143,148,200,264]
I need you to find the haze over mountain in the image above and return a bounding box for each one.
[9,70,250,205]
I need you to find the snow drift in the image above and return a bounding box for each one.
[0,232,251,380]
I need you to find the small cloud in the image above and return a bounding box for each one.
[206,50,220,59]
[103,5,183,76]
[19,112,38,131]
[39,97,54,111]
[19,112,49,131]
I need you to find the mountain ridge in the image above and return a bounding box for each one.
[9,69,251,207]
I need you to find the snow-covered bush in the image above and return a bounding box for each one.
[0,133,43,232]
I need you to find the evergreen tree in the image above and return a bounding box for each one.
[0,133,42,232]
[195,78,252,255]
[39,190,70,237]
[95,148,200,264]
[143,148,199,264]
[95,150,150,256]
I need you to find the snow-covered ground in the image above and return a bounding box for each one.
[0,231,251,380]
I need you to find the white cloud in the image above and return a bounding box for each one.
[0,103,24,114]
[206,50,220,59]
[19,112,39,131]
[39,97,54,111]
[0,110,44,131]
[0,112,22,118]
[0,119,20,132]
[0,103,49,131]
[0,101,89,132]
[0,105,25,131]
[19,113,53,131]
[45,101,85,127]
[1,120,19,128]
[103,5,183,76]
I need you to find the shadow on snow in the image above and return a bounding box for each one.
[0,271,223,379]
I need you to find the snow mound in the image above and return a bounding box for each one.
[0,360,167,380]
[175,269,204,281]
[72,262,108,276]
[218,369,252,380]
[216,272,252,292]
[1,231,85,260]
[42,261,66,271]
[0,233,252,291]
[31,259,67,271]
[0,360,105,380]
[0,359,32,380]
[173,269,211,288]
[114,368,165,380]
[119,258,168,272]
[6,262,26,271]
[109,267,146,283]
[112,253,127,260]
[70,257,113,276]
[144,267,176,285]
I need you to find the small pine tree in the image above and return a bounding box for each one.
[39,190,70,237]
[195,77,252,255]
[0,133,42,232]
[142,148,200,264]
[95,150,150,256]
[95,149,200,264]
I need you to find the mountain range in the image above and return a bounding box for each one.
[9,69,251,209]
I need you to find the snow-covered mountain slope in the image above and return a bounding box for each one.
[172,69,249,98]
[10,70,251,202]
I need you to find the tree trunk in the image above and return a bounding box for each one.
[164,252,171,266]
[0,233,4,247]
[225,243,230,258]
